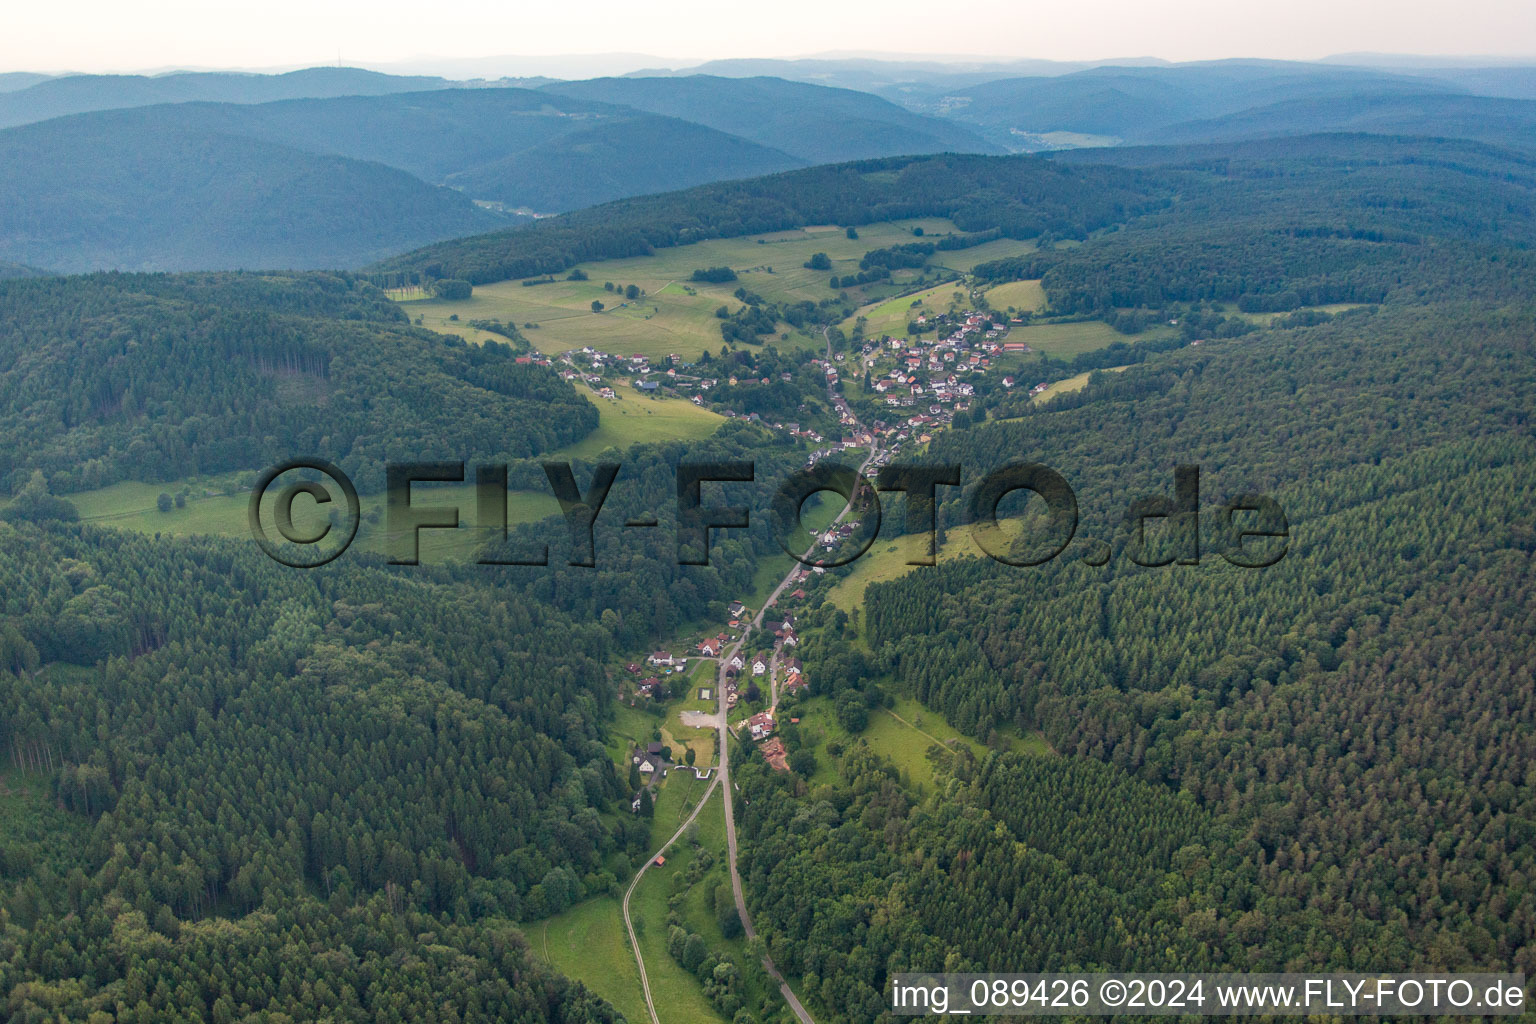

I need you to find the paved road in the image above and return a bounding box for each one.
[715,438,880,1024]
[626,325,876,1024]
[621,771,721,1024]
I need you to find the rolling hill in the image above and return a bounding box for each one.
[920,60,1469,148]
[542,75,1002,162]
[0,115,503,271]
[443,115,804,211]
[1154,92,1536,151]
[0,88,808,270]
[0,66,456,129]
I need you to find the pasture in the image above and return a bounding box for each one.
[48,390,721,558]
[558,388,724,459]
[824,520,1022,613]
[60,474,559,562]
[843,279,972,339]
[404,219,1038,360]
[785,692,999,793]
[1008,319,1169,358]
[531,897,650,1024]
[984,278,1048,312]
[1030,364,1132,404]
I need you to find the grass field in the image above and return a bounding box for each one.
[558,388,724,460]
[60,475,560,562]
[1009,319,1171,359]
[824,520,1023,613]
[1031,364,1132,404]
[663,692,719,769]
[532,897,650,1024]
[984,279,1048,312]
[788,693,999,793]
[1227,302,1371,326]
[402,219,1037,361]
[843,279,972,338]
[628,808,732,1024]
[533,784,749,1024]
[46,390,721,558]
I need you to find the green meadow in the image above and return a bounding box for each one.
[404,219,1037,361]
[785,692,1000,794]
[1029,364,1132,404]
[843,279,974,338]
[824,519,1023,613]
[45,390,722,559]
[983,278,1048,312]
[530,897,650,1024]
[557,388,724,460]
[1009,318,1171,358]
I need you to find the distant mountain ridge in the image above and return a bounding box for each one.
[0,67,458,129]
[541,75,1002,161]
[1154,92,1536,151]
[0,78,994,272]
[0,113,503,272]
[914,61,1473,148]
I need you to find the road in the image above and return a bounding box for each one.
[621,771,722,1024]
[625,326,875,1024]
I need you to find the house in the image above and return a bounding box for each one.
[784,670,806,691]
[625,663,641,674]
[698,637,721,657]
[728,600,747,618]
[638,760,656,776]
[636,379,659,392]
[647,651,676,667]
[654,855,666,866]
[726,653,746,671]
[751,655,769,676]
[746,710,776,741]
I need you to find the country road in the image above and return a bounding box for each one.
[624,325,876,1024]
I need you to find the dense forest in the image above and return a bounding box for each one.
[0,408,826,1021]
[3,128,1536,1023]
[370,153,1168,285]
[730,135,1536,1022]
[0,272,598,494]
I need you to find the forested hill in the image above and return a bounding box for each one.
[725,134,1536,1019]
[0,117,505,272]
[0,66,457,129]
[0,272,598,493]
[370,152,1169,284]
[541,75,1001,162]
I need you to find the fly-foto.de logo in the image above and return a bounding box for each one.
[248,459,1288,570]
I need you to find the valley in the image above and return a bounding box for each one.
[1,50,1533,1024]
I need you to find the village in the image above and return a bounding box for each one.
[561,298,1054,802]
[620,582,826,795]
[552,298,1056,454]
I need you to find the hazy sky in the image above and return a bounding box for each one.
[5,0,1534,74]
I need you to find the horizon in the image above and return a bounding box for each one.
[9,48,1536,81]
[5,0,1536,77]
